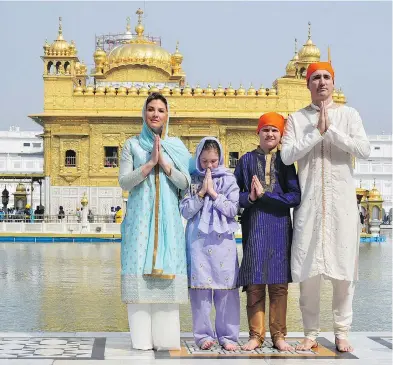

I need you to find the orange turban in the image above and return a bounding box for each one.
[256,112,285,135]
[306,62,335,82]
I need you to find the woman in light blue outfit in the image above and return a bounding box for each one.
[119,93,191,351]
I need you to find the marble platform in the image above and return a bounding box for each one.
[0,331,391,364]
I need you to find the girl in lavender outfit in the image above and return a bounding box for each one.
[180,137,240,351]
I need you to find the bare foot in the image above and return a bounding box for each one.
[200,340,215,350]
[295,338,318,351]
[222,342,238,351]
[241,338,262,351]
[274,339,294,351]
[335,338,353,352]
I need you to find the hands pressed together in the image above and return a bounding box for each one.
[198,168,218,200]
[317,100,331,135]
[249,175,264,202]
[148,135,172,176]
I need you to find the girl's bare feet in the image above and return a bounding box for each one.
[222,342,238,351]
[274,339,294,351]
[200,339,215,350]
[335,338,354,352]
[241,338,262,351]
[295,338,318,351]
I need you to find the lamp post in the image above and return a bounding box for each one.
[2,186,9,221]
[80,193,89,233]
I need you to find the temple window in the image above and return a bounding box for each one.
[229,152,239,168]
[47,61,54,74]
[55,61,62,74]
[104,147,118,168]
[65,150,76,167]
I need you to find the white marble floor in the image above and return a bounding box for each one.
[0,332,390,364]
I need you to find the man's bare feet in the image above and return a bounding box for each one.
[200,339,215,350]
[295,338,318,351]
[241,338,262,351]
[274,339,294,351]
[222,342,238,351]
[335,338,354,352]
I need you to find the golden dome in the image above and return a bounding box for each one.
[161,84,171,96]
[286,38,299,76]
[128,83,138,95]
[172,41,183,64]
[247,84,256,96]
[226,83,235,96]
[268,87,277,96]
[47,17,77,56]
[74,85,83,95]
[118,86,127,95]
[258,85,266,96]
[107,86,116,95]
[107,9,172,75]
[215,84,224,96]
[183,84,192,96]
[368,182,383,202]
[139,86,148,96]
[85,85,95,95]
[194,84,203,95]
[16,183,26,192]
[298,22,320,62]
[205,84,214,96]
[172,86,181,95]
[237,84,246,96]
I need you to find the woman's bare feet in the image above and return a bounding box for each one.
[274,339,294,351]
[295,338,318,351]
[241,338,262,351]
[222,342,238,351]
[335,338,353,352]
[200,339,215,350]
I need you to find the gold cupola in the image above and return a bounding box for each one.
[46,17,77,56]
[285,38,300,77]
[107,9,173,75]
[298,22,320,63]
[171,41,185,76]
[368,182,383,202]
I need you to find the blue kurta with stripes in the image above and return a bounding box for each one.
[234,149,301,286]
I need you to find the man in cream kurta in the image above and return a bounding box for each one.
[281,62,370,352]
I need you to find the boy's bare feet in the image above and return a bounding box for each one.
[222,342,238,351]
[274,339,294,351]
[241,338,262,351]
[335,338,353,352]
[295,338,318,351]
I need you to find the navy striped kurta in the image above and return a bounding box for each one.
[234,149,301,286]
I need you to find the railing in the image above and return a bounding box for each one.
[104,157,118,168]
[0,214,117,223]
[229,157,239,168]
[65,156,76,167]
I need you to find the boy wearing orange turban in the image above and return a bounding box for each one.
[281,62,371,353]
[234,112,301,351]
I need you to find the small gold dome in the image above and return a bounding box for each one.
[16,183,26,192]
[215,84,224,96]
[368,184,383,202]
[205,84,214,96]
[269,87,277,96]
[194,84,203,95]
[139,86,148,96]
[247,84,256,96]
[85,85,95,95]
[149,85,160,93]
[128,83,138,95]
[172,86,181,95]
[226,83,235,96]
[96,86,106,95]
[172,41,183,64]
[107,86,116,95]
[49,17,72,55]
[161,84,171,96]
[258,85,266,96]
[94,47,107,62]
[74,85,83,95]
[298,23,320,62]
[118,86,127,95]
[237,84,246,96]
[183,84,192,96]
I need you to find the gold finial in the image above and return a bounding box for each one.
[294,38,298,54]
[136,8,143,23]
[126,16,131,32]
[359,179,362,188]
[176,41,179,52]
[58,16,64,40]
[328,45,331,64]
[308,21,311,40]
[373,178,376,188]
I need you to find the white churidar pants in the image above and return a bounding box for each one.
[127,303,181,350]
[299,274,355,341]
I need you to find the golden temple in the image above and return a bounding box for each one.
[29,9,353,214]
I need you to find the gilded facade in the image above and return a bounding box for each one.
[30,11,347,215]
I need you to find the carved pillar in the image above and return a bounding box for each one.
[219,126,227,166]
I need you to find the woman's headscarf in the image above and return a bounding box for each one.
[193,136,239,234]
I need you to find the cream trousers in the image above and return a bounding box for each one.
[127,303,181,350]
[299,274,355,341]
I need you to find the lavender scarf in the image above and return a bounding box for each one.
[193,137,239,234]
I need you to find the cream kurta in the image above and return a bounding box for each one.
[281,103,370,282]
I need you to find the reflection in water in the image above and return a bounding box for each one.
[0,230,391,332]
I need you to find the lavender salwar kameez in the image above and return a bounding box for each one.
[180,137,240,347]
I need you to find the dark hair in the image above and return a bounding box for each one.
[201,139,221,159]
[145,92,168,110]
